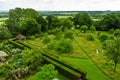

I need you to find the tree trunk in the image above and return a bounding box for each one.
[114,62,117,72]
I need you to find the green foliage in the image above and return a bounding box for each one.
[86,34,95,41]
[109,28,114,34]
[56,39,73,53]
[80,25,88,32]
[0,63,13,79]
[90,25,96,31]
[109,35,115,40]
[73,13,93,27]
[36,15,47,32]
[30,36,35,40]
[47,40,57,50]
[28,64,59,80]
[21,49,43,70]
[99,33,109,42]
[103,37,120,72]
[64,30,74,40]
[114,29,120,37]
[42,36,51,44]
[51,17,61,29]
[9,40,25,49]
[21,18,41,36]
[60,18,73,31]
[46,15,54,30]
[100,13,120,30]
[47,39,73,53]
[0,26,12,40]
[5,7,40,35]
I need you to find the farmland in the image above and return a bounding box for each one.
[0,18,8,25]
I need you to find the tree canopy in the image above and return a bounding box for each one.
[100,13,120,31]
[103,37,120,72]
[5,7,40,35]
[73,13,93,28]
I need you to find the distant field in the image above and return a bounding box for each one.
[0,17,8,21]
[0,18,8,25]
[43,16,70,18]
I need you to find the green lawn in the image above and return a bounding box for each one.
[59,57,110,80]
[24,31,120,80]
[74,35,120,80]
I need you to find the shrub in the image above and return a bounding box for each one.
[30,36,35,40]
[22,49,43,70]
[48,28,61,35]
[90,25,96,31]
[28,64,59,80]
[0,27,12,40]
[80,25,88,33]
[114,29,120,37]
[0,63,13,79]
[56,39,73,53]
[42,36,51,44]
[86,34,95,41]
[99,33,109,42]
[64,30,74,40]
[109,35,115,40]
[54,31,63,40]
[109,28,114,34]
[47,40,57,50]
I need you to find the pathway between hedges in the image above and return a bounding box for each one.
[71,37,111,80]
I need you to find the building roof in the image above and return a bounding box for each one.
[15,34,26,40]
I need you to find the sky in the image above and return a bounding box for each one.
[0,0,120,11]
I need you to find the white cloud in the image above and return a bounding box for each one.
[0,0,120,11]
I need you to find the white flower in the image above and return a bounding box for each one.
[52,78,59,80]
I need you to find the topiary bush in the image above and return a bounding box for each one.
[47,40,57,50]
[21,49,43,70]
[114,29,120,37]
[0,26,12,40]
[55,39,73,53]
[64,30,74,40]
[86,34,95,41]
[0,63,13,79]
[99,33,109,42]
[90,25,96,32]
[28,64,59,80]
[80,25,88,33]
[109,28,114,34]
[42,36,51,44]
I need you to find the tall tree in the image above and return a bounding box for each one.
[46,15,54,30]
[36,15,47,32]
[103,37,120,72]
[100,13,120,30]
[60,18,73,31]
[73,13,93,28]
[21,18,41,36]
[73,13,81,27]
[5,7,39,35]
[51,17,61,29]
[0,26,12,40]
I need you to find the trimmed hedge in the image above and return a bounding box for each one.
[42,51,87,79]
[43,56,82,80]
[8,40,25,49]
[9,39,87,80]
[16,40,34,49]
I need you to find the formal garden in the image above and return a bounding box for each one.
[0,8,120,80]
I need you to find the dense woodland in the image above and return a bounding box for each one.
[0,8,120,80]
